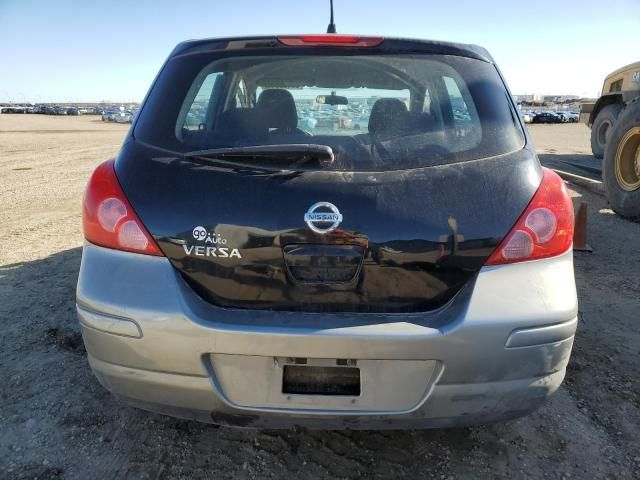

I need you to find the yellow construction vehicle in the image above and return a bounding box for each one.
[581,62,640,218]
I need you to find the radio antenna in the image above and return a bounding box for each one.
[327,0,337,33]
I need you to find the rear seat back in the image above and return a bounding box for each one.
[368,98,436,138]
[215,107,267,144]
[368,98,409,137]
[201,97,440,166]
[256,89,299,133]
[213,89,307,146]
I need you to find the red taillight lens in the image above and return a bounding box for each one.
[485,168,574,265]
[277,35,383,47]
[82,160,163,256]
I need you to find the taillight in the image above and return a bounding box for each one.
[277,35,383,47]
[82,160,163,256]
[485,168,574,265]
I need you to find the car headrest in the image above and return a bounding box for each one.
[215,108,266,141]
[256,89,298,131]
[368,98,409,136]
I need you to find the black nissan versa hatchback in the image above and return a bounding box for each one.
[77,35,578,429]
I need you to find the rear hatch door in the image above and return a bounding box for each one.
[119,38,538,312]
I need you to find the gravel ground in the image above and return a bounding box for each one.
[1,117,639,479]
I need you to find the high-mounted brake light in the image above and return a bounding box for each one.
[277,35,384,47]
[83,160,163,256]
[485,168,574,265]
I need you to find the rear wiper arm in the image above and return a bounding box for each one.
[183,144,335,167]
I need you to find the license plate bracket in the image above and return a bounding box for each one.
[282,365,360,396]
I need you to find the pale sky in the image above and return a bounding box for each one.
[1,0,638,103]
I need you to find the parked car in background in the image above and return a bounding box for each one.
[520,111,534,123]
[102,110,117,122]
[564,111,579,123]
[555,112,578,123]
[67,107,80,116]
[1,105,31,113]
[554,112,568,123]
[78,34,577,430]
[532,112,561,124]
[113,110,134,123]
[351,115,370,130]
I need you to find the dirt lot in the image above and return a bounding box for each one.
[1,116,639,479]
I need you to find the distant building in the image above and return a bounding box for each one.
[514,94,534,103]
[542,95,581,103]
[514,94,581,104]
[513,93,545,103]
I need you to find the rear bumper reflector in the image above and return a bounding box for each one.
[505,317,577,348]
[77,304,142,339]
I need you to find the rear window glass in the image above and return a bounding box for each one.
[136,52,524,171]
[182,72,222,131]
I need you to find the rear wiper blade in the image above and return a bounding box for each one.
[184,144,335,167]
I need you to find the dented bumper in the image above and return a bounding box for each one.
[77,243,578,429]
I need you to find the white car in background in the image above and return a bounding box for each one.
[520,111,534,123]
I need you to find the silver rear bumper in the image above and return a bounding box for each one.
[77,243,578,428]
